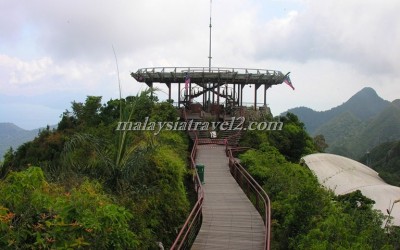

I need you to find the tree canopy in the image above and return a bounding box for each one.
[238,113,400,249]
[0,90,190,249]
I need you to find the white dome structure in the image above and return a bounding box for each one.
[301,153,400,226]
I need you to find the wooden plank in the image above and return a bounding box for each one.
[192,145,265,250]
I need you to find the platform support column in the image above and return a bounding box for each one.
[217,83,220,107]
[254,83,261,111]
[165,83,171,101]
[233,83,236,105]
[254,85,257,111]
[178,82,181,108]
[240,84,245,107]
[264,84,269,106]
[203,85,206,109]
[264,84,266,106]
[189,81,192,104]
[212,83,215,104]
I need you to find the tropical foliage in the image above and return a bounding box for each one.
[0,90,190,249]
[360,140,400,186]
[241,112,315,162]
[0,167,138,249]
[238,113,400,249]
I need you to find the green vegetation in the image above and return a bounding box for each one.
[315,111,364,158]
[2,88,399,249]
[360,140,400,186]
[0,167,137,249]
[287,88,400,160]
[239,113,400,249]
[0,90,190,249]
[241,113,315,163]
[327,102,400,159]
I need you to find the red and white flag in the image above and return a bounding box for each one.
[284,74,295,90]
[185,73,191,90]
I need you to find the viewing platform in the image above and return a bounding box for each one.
[131,67,289,111]
[131,67,286,86]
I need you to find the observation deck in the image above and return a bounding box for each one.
[131,67,286,85]
[131,67,289,112]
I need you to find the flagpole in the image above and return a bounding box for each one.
[207,0,212,106]
[208,0,212,72]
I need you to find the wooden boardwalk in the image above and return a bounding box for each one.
[192,145,265,250]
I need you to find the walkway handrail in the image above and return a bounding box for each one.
[170,132,204,250]
[132,67,286,87]
[134,66,283,75]
[226,147,272,250]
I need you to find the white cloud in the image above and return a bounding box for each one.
[254,0,400,76]
[0,0,399,128]
[0,54,120,97]
[9,56,52,84]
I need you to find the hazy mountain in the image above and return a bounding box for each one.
[314,111,364,147]
[285,87,399,159]
[286,87,390,134]
[335,101,400,157]
[0,123,41,159]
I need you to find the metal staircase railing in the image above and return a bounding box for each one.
[170,132,203,250]
[226,146,272,250]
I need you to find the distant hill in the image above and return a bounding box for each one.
[0,123,42,159]
[328,101,400,158]
[359,140,400,186]
[286,87,390,134]
[285,88,399,159]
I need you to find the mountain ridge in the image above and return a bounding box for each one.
[286,87,391,134]
[284,87,399,160]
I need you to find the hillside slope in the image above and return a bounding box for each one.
[328,101,400,158]
[359,140,400,186]
[286,87,390,134]
[0,123,40,159]
[285,88,399,159]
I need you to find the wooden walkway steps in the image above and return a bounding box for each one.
[191,145,265,250]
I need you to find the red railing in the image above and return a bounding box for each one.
[197,138,226,145]
[170,133,204,250]
[173,109,271,249]
[226,147,272,250]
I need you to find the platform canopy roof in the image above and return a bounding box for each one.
[302,153,400,226]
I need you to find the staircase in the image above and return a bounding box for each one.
[183,106,244,145]
[186,113,209,141]
[218,117,244,146]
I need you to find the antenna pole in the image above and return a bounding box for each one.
[207,0,212,107]
[208,0,212,72]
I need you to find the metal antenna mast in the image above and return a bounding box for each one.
[206,0,213,106]
[208,0,212,71]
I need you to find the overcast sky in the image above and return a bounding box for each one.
[1,0,399,129]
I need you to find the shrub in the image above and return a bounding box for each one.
[0,167,138,249]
